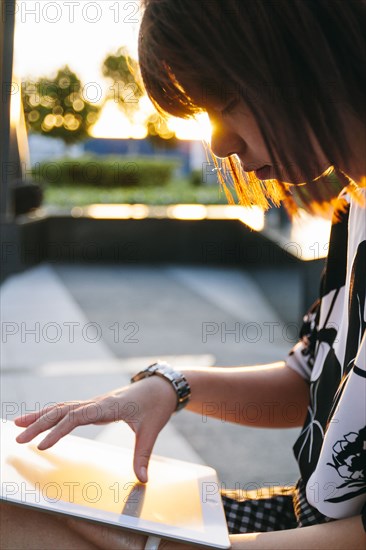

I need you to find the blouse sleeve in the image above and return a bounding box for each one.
[305,330,366,519]
[286,298,321,381]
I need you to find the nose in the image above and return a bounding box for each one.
[210,121,245,159]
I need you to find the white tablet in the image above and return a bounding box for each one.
[0,420,230,549]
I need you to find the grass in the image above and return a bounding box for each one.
[43,178,230,208]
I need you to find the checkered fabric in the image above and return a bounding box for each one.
[292,478,332,527]
[221,485,298,534]
[221,479,334,534]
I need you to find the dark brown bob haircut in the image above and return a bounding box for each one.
[138,0,366,216]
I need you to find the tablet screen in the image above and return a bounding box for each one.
[1,420,230,549]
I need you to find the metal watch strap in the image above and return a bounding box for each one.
[130,361,191,411]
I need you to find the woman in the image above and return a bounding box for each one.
[2,1,365,548]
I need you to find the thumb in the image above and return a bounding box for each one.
[133,428,157,483]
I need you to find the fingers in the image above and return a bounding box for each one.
[14,412,41,427]
[133,427,159,483]
[36,409,85,450]
[15,402,84,448]
[13,394,131,449]
[39,401,111,449]
[14,404,64,427]
[13,379,175,478]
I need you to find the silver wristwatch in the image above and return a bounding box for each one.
[130,361,191,411]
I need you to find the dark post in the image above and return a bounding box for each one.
[0,0,16,220]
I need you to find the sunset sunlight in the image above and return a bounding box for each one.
[90,100,148,139]
[12,2,214,143]
[89,98,212,141]
[168,113,212,142]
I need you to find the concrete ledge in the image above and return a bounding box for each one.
[1,213,325,318]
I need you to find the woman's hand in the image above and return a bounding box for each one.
[14,376,177,483]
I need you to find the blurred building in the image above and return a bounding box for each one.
[28,135,208,178]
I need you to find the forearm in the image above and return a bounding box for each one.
[229,514,366,549]
[180,362,309,428]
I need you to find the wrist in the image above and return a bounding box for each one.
[177,368,215,416]
[131,362,191,412]
[143,373,178,410]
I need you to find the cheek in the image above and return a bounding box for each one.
[238,117,331,181]
[232,111,270,158]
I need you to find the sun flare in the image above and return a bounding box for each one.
[168,113,212,142]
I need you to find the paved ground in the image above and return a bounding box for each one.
[1,262,305,488]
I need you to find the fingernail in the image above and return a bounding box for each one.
[140,467,147,483]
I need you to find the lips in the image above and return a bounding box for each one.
[254,165,272,180]
[240,161,273,180]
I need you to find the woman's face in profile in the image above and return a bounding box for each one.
[206,95,331,185]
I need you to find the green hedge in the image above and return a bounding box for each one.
[32,156,180,188]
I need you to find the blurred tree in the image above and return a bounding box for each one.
[102,47,178,147]
[102,47,143,121]
[146,113,179,150]
[22,65,100,144]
